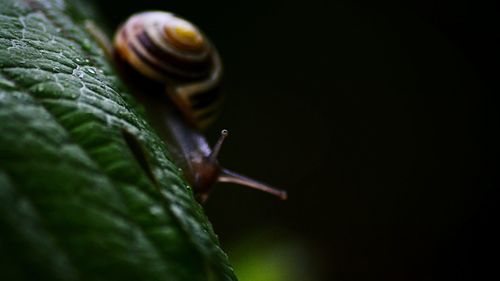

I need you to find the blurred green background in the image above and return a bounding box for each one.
[90,0,499,280]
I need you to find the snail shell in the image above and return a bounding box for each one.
[114,11,222,129]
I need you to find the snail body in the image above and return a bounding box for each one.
[112,11,286,202]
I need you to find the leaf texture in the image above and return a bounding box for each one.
[0,0,237,280]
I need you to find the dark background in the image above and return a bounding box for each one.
[92,0,499,280]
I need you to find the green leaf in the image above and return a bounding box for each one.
[0,0,237,280]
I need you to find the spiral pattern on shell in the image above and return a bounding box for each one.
[114,11,223,129]
[114,11,215,81]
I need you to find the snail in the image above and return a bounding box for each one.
[99,11,287,202]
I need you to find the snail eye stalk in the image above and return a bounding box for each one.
[218,169,288,200]
[210,130,288,200]
[210,129,229,162]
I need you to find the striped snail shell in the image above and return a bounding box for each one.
[114,11,222,129]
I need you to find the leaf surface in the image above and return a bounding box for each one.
[0,1,237,280]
